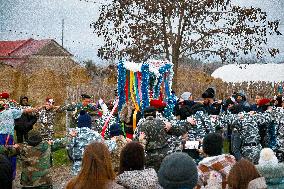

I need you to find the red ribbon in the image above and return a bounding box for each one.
[101,98,119,138]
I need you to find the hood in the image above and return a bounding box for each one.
[116,168,160,189]
[247,177,267,189]
[198,154,236,176]
[256,163,284,179]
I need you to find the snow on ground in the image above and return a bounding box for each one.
[211,63,284,83]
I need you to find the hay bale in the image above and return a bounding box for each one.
[27,68,67,106]
[0,63,22,99]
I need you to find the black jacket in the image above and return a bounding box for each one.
[14,109,37,133]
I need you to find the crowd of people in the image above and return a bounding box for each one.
[0,88,284,189]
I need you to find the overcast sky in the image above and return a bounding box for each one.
[1,0,284,64]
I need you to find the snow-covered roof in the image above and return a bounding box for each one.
[211,63,284,82]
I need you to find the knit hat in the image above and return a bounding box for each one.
[109,123,123,137]
[27,130,42,147]
[202,88,215,99]
[203,133,223,156]
[258,148,278,166]
[181,92,192,100]
[158,152,198,189]
[77,110,92,128]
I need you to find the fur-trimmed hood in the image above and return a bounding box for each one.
[256,163,284,187]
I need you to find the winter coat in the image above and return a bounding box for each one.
[14,106,37,133]
[247,177,267,189]
[195,154,236,189]
[116,168,162,189]
[256,163,284,189]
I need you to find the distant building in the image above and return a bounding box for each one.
[0,38,77,74]
[0,38,90,104]
[211,64,284,83]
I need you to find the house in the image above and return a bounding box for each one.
[0,38,90,105]
[0,38,78,74]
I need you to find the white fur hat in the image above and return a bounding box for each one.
[258,148,278,166]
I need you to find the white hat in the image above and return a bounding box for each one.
[258,148,278,166]
[181,92,192,100]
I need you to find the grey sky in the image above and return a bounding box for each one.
[0,0,283,64]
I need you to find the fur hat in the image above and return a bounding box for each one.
[181,92,192,100]
[202,88,215,99]
[27,130,42,147]
[77,110,92,128]
[203,133,223,156]
[109,123,123,137]
[258,148,278,166]
[158,152,198,189]
[0,92,9,99]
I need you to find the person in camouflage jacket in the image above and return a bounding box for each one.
[133,107,192,171]
[67,110,116,175]
[37,98,66,141]
[270,107,284,162]
[0,130,70,189]
[60,94,99,129]
[223,110,272,164]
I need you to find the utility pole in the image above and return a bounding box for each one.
[61,19,64,47]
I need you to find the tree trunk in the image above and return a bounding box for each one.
[172,47,179,93]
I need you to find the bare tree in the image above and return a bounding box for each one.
[92,0,281,89]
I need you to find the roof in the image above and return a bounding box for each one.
[0,38,72,67]
[211,63,284,83]
[0,38,71,58]
[10,39,52,57]
[0,39,32,56]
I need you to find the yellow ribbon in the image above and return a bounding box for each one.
[130,71,139,131]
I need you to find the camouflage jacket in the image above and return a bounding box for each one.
[133,116,185,152]
[185,111,216,142]
[37,108,60,141]
[223,112,271,163]
[68,127,116,175]
[271,107,284,151]
[0,139,66,187]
